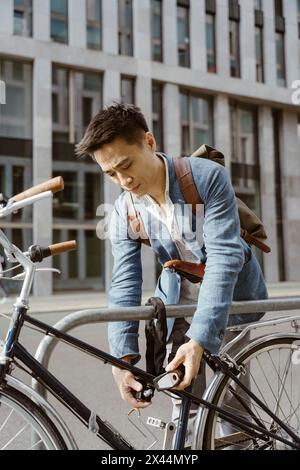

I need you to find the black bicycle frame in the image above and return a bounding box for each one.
[1,313,299,450]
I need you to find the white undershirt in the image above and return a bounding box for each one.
[137,157,201,302]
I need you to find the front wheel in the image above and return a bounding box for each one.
[0,385,67,450]
[199,334,300,450]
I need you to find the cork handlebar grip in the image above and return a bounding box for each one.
[13,176,65,203]
[48,240,77,256]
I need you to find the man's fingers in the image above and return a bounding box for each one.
[175,369,194,390]
[166,354,184,372]
[126,375,143,392]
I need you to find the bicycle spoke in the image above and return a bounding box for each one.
[202,338,300,450]
[0,408,14,433]
[1,423,29,450]
[30,438,44,450]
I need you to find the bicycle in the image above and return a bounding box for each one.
[0,177,299,450]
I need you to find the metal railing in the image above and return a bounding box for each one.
[32,296,300,397]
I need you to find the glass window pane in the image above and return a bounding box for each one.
[51,0,68,43]
[119,0,133,56]
[121,77,134,104]
[53,171,78,219]
[68,229,78,279]
[85,231,102,278]
[84,173,102,220]
[181,92,213,154]
[14,0,32,37]
[0,166,5,195]
[74,71,102,142]
[12,166,24,221]
[229,20,240,78]
[51,19,68,43]
[87,0,101,20]
[86,0,102,50]
[51,0,67,15]
[152,83,163,151]
[180,93,189,122]
[87,26,101,49]
[52,67,69,142]
[254,0,262,10]
[151,0,162,62]
[276,32,286,87]
[0,59,32,139]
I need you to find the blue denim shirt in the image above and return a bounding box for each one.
[108,155,268,363]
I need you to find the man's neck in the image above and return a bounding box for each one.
[147,153,166,206]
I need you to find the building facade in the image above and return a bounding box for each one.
[0,0,299,296]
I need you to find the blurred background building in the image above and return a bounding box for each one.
[0,0,299,296]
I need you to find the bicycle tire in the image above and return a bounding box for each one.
[0,385,68,450]
[198,334,300,450]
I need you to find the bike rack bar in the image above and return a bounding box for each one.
[32,297,300,398]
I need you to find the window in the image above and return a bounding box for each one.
[177,2,190,68]
[255,26,264,82]
[272,109,285,280]
[0,59,32,139]
[276,32,286,87]
[180,91,213,156]
[52,66,102,144]
[51,0,68,44]
[118,0,133,56]
[151,0,163,62]
[152,82,164,151]
[14,0,32,37]
[86,0,102,50]
[206,13,216,73]
[254,0,262,10]
[53,171,78,220]
[121,76,135,104]
[229,19,240,78]
[274,0,283,18]
[230,102,262,263]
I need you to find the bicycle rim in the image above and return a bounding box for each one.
[0,386,67,450]
[201,335,300,450]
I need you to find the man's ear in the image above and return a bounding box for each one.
[145,132,157,152]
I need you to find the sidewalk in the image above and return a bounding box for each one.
[0,281,299,316]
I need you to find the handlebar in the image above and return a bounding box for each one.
[13,176,64,203]
[29,240,77,263]
[49,240,77,256]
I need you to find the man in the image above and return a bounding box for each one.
[76,103,267,421]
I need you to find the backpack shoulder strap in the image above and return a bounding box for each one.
[173,156,271,254]
[173,156,203,212]
[125,192,150,246]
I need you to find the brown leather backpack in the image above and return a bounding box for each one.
[126,145,271,254]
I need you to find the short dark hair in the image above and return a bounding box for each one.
[75,102,149,159]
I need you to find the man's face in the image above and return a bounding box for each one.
[94,132,157,196]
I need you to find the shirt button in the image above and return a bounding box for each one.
[219,330,224,340]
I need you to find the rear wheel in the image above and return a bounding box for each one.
[201,335,300,450]
[0,385,67,450]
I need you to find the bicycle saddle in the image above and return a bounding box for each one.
[163,260,205,283]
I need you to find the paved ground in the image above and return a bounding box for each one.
[0,282,299,449]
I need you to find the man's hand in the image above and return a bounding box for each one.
[165,339,204,390]
[112,357,151,409]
